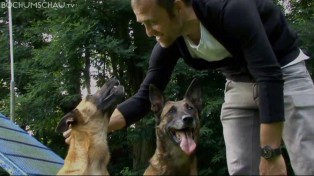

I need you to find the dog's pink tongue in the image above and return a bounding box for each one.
[178,131,196,155]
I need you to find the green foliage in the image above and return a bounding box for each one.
[119,167,139,176]
[285,0,314,73]
[0,167,9,176]
[0,0,312,175]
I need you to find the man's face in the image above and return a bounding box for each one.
[132,0,183,48]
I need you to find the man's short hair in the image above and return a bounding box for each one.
[154,0,192,18]
[131,0,191,18]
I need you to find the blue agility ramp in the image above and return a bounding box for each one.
[0,113,64,175]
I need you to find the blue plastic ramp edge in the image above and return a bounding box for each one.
[0,113,64,175]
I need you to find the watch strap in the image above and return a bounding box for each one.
[261,145,282,160]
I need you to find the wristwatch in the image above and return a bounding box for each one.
[261,145,282,160]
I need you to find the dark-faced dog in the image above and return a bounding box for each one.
[55,77,124,175]
[144,79,202,175]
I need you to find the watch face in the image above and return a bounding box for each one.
[261,146,273,159]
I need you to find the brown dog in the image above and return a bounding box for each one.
[144,79,202,175]
[55,77,124,175]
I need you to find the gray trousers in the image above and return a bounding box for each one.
[221,61,314,175]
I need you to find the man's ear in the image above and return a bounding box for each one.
[184,78,202,112]
[149,84,165,114]
[55,109,79,133]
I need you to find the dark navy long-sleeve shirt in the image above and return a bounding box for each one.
[117,0,300,126]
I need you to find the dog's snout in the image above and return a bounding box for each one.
[182,115,194,124]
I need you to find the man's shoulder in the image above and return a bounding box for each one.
[192,0,254,14]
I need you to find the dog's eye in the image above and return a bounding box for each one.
[186,104,194,110]
[168,107,177,114]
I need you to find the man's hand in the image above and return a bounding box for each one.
[259,155,287,175]
[63,127,72,145]
[260,122,286,175]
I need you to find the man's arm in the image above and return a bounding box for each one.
[259,122,287,175]
[108,108,126,132]
[260,122,283,153]
[222,1,287,174]
[117,43,180,126]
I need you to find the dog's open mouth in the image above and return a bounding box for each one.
[169,128,196,155]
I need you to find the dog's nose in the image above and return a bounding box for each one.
[182,115,194,124]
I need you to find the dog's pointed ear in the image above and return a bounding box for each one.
[149,84,165,114]
[184,78,202,112]
[55,109,79,133]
